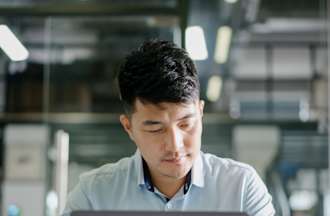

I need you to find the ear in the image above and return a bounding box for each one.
[119,114,135,141]
[199,100,205,117]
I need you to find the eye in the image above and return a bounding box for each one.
[180,123,189,129]
[179,120,194,130]
[146,128,163,133]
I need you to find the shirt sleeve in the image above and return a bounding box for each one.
[61,175,93,216]
[243,168,275,216]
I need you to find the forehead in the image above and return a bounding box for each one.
[131,99,198,121]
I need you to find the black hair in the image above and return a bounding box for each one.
[118,39,200,113]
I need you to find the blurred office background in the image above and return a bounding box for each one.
[0,0,328,216]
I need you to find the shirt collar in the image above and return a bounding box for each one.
[191,151,205,188]
[134,150,205,191]
[135,150,144,186]
[142,158,155,192]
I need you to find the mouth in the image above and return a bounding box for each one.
[162,154,189,165]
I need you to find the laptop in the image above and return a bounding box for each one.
[72,211,248,216]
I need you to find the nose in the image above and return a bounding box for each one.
[165,127,184,152]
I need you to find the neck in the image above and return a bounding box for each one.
[151,174,186,198]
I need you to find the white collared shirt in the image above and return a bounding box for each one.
[63,151,275,216]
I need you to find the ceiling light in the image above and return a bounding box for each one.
[214,26,232,64]
[225,0,238,3]
[185,26,208,60]
[0,25,29,61]
[206,75,222,102]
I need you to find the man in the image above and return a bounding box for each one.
[62,40,275,216]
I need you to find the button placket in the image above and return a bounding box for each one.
[164,201,173,211]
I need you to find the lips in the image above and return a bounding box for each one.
[162,155,187,164]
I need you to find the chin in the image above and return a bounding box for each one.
[166,167,191,179]
[164,172,186,180]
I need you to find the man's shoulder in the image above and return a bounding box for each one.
[79,155,135,183]
[201,153,256,176]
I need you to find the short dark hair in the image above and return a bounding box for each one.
[118,39,200,113]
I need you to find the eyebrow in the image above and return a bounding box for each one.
[142,113,196,126]
[178,113,196,120]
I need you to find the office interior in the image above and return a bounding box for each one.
[0,0,328,216]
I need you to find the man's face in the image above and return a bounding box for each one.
[120,98,204,182]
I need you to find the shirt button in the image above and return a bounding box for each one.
[167,203,172,209]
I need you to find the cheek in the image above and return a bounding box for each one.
[133,132,164,152]
[185,124,202,149]
[188,122,202,137]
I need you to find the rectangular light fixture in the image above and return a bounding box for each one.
[0,25,29,61]
[225,0,238,3]
[214,26,232,64]
[206,75,222,102]
[185,26,208,60]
